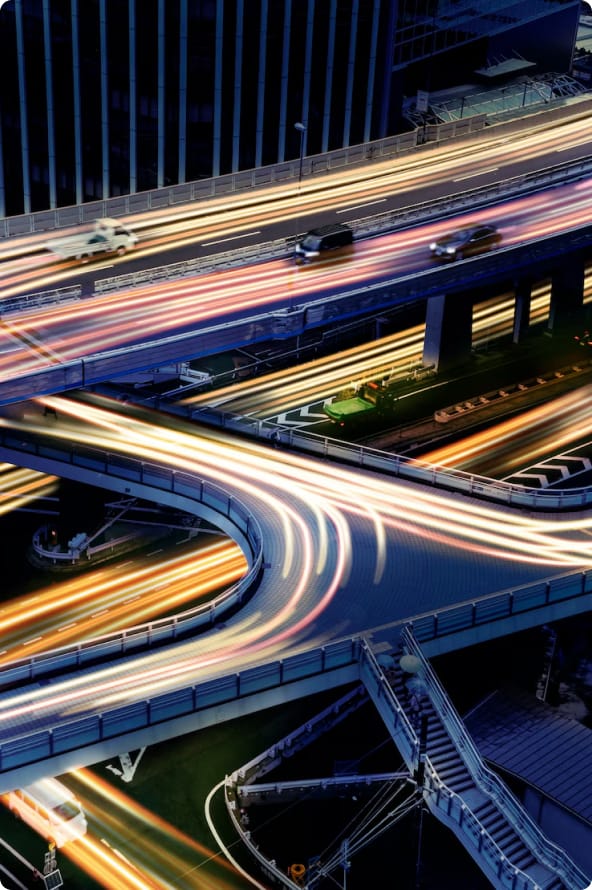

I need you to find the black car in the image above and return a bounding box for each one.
[429,224,502,261]
[294,223,354,263]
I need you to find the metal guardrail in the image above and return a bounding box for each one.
[94,237,291,295]
[92,154,592,296]
[0,637,361,790]
[3,92,592,241]
[0,131,420,239]
[408,571,592,646]
[400,628,590,889]
[0,285,82,315]
[185,407,592,510]
[0,430,263,688]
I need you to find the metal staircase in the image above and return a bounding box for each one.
[364,630,590,890]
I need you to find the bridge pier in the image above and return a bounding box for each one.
[512,277,532,344]
[548,254,586,333]
[422,291,473,371]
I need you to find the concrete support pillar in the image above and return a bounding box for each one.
[423,292,473,372]
[549,255,585,333]
[513,278,532,344]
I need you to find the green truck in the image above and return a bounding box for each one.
[324,381,383,425]
[323,366,437,426]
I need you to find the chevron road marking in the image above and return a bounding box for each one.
[271,401,332,426]
[510,472,551,488]
[505,454,592,488]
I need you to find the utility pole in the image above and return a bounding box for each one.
[414,712,428,889]
[340,838,350,889]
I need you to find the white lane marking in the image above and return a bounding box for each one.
[202,231,261,247]
[453,167,499,182]
[337,199,386,213]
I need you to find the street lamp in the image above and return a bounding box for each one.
[294,121,306,185]
[292,122,307,274]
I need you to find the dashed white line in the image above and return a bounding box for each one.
[202,230,261,247]
[453,167,499,182]
[337,198,386,213]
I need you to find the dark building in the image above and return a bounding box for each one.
[0,0,580,218]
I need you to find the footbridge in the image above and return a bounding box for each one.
[227,628,591,890]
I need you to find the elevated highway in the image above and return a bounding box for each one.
[1,104,592,404]
[1,112,592,887]
[0,208,591,406]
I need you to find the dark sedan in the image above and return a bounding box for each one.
[429,224,502,261]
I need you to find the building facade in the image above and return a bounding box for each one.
[0,0,580,218]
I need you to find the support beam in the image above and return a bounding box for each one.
[549,255,585,333]
[512,277,532,344]
[423,292,473,371]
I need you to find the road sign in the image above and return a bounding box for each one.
[416,89,429,112]
[41,870,63,890]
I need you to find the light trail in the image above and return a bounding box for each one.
[0,464,58,515]
[60,768,246,890]
[0,177,589,384]
[0,540,246,665]
[0,394,590,732]
[178,280,558,419]
[1,104,590,290]
[422,383,592,476]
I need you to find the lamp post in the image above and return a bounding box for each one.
[292,122,307,280]
[400,652,427,889]
[294,121,306,185]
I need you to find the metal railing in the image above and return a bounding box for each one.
[0,131,419,239]
[3,92,591,241]
[92,153,592,296]
[400,628,590,889]
[0,430,263,687]
[0,637,361,790]
[0,285,82,316]
[359,643,550,889]
[186,407,592,510]
[422,776,546,890]
[224,685,369,890]
[407,570,592,645]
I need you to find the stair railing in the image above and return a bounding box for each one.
[399,626,590,890]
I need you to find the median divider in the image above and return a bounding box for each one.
[434,360,592,423]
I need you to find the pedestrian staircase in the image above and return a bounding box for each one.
[362,630,590,890]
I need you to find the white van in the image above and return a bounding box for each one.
[5,778,87,848]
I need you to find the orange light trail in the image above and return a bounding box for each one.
[0,392,590,729]
[178,280,559,419]
[0,539,245,665]
[422,383,592,476]
[67,768,245,890]
[1,106,590,289]
[0,463,58,515]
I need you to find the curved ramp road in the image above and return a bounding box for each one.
[0,394,590,750]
